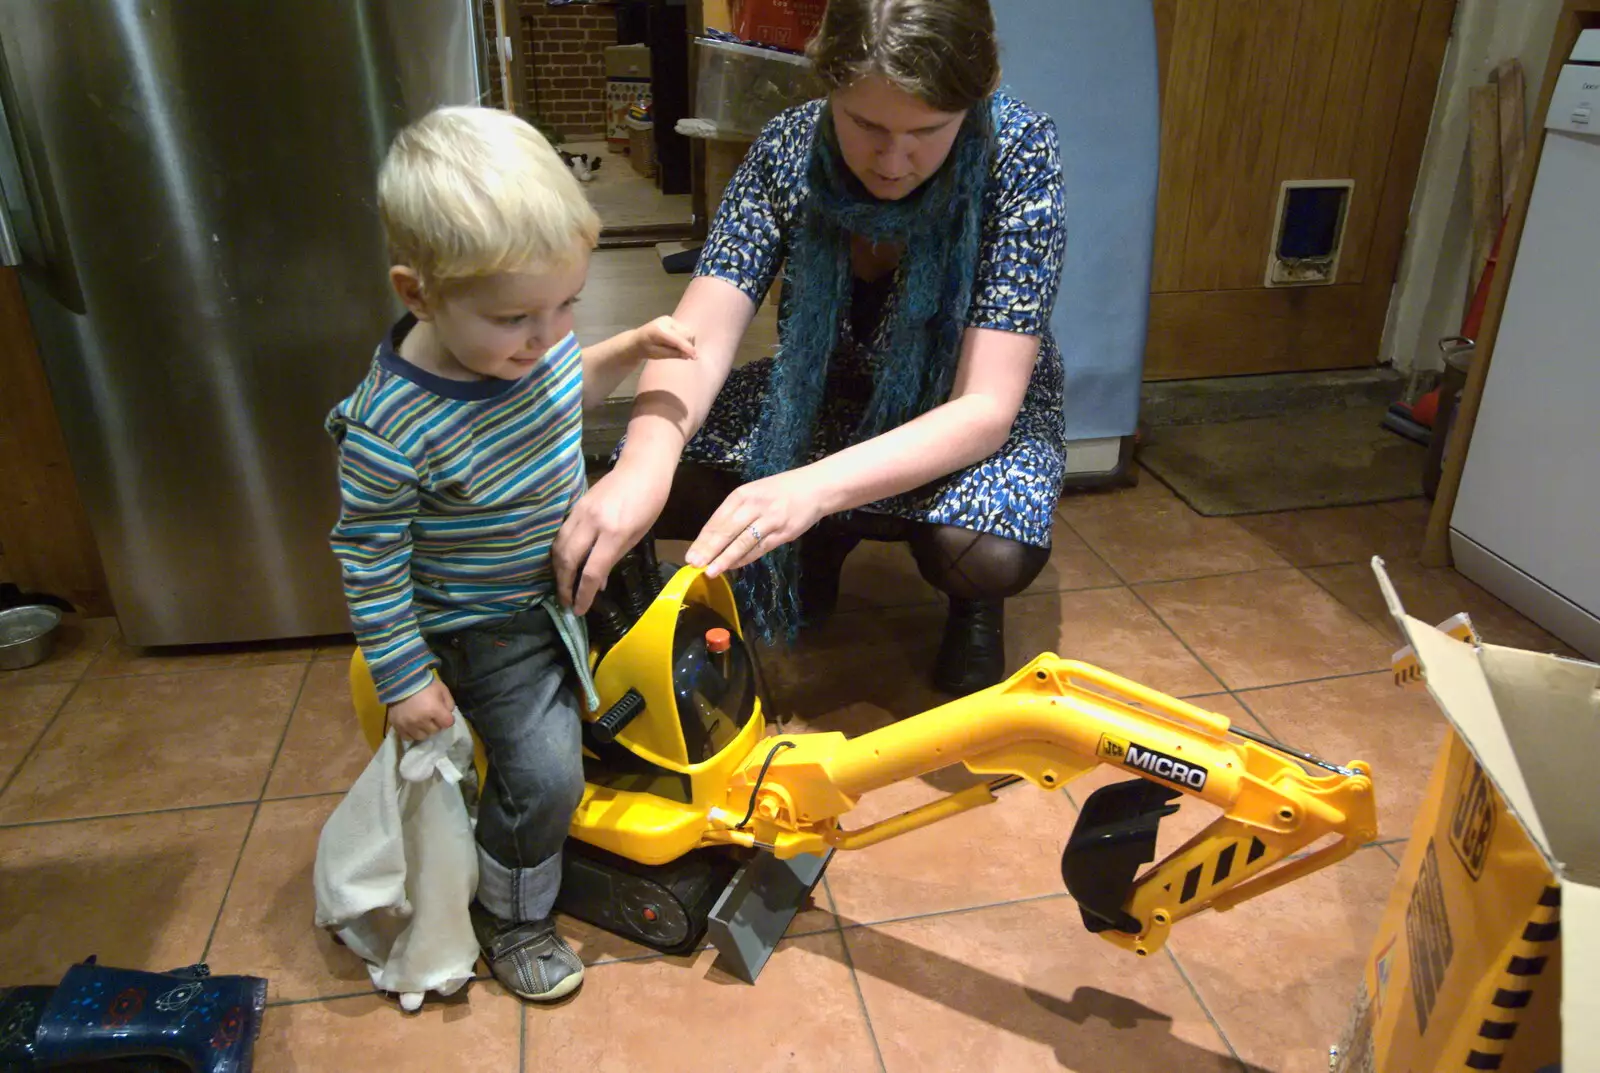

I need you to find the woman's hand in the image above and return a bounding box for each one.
[686,469,830,578]
[554,460,674,614]
[388,677,456,742]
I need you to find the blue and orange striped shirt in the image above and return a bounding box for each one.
[326,316,586,703]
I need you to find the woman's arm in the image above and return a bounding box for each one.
[555,110,793,613]
[554,278,762,612]
[805,325,1036,510]
[612,276,759,476]
[687,325,1037,575]
[617,110,791,473]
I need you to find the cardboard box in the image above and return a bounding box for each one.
[604,43,651,80]
[605,79,649,149]
[1333,559,1598,1072]
[604,44,651,149]
[626,116,655,178]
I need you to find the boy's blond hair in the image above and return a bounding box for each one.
[378,105,600,291]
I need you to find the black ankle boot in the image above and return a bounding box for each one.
[933,598,1007,695]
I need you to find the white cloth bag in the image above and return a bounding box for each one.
[312,715,479,1011]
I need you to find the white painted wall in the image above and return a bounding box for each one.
[1380,0,1564,377]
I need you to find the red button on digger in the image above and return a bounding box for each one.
[705,628,731,653]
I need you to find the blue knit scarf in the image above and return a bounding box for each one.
[735,98,996,642]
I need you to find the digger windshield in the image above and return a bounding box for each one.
[672,604,756,763]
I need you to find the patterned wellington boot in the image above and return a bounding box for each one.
[9,957,267,1072]
[4,983,185,1069]
[0,986,54,1069]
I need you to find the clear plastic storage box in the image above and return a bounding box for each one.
[692,37,821,139]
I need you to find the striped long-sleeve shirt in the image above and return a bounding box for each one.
[326,315,586,704]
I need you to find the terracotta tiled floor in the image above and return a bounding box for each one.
[0,468,1580,1070]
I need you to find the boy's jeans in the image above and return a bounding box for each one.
[429,607,585,925]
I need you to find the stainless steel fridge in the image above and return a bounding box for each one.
[0,1,484,645]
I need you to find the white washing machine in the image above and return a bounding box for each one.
[1451,29,1600,660]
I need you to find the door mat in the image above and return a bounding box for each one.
[1137,404,1425,516]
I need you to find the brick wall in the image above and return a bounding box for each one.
[525,3,617,138]
[480,1,497,108]
[480,2,617,140]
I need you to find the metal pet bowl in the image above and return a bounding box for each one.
[0,605,64,671]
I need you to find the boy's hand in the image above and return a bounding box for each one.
[632,316,697,363]
[389,678,456,742]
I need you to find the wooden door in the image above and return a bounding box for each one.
[1145,0,1458,379]
[0,268,111,614]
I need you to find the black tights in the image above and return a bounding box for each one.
[655,463,1050,606]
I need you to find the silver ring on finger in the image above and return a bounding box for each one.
[749,524,763,544]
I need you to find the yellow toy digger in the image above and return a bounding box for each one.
[352,542,1379,983]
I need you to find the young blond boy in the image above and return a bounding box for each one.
[326,106,692,1002]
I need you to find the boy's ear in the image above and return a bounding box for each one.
[389,266,434,320]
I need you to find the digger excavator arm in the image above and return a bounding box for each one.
[704,655,1378,958]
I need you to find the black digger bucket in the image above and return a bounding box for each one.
[1061,779,1182,935]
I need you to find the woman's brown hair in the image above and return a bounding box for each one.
[806,0,1001,114]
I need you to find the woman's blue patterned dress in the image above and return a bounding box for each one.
[684,91,1067,548]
